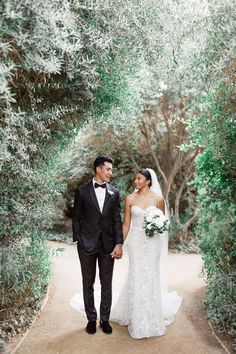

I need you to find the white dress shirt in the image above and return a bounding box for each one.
[93,178,106,213]
[93,179,122,247]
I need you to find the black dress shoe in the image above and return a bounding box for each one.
[86,320,96,334]
[99,320,112,334]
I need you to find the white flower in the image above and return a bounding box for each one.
[146,223,153,230]
[145,215,153,223]
[145,206,163,219]
[107,189,114,196]
[157,219,164,228]
[155,208,163,217]
[160,214,166,221]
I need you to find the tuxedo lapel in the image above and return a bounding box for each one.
[102,184,113,215]
[88,181,101,214]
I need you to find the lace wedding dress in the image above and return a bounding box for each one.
[110,205,182,339]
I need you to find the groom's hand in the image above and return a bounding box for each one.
[111,244,123,259]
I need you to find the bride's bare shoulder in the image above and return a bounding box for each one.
[152,193,165,211]
[125,193,137,204]
[126,193,136,200]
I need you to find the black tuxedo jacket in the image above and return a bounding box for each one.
[72,181,123,253]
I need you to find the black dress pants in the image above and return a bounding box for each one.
[77,241,114,321]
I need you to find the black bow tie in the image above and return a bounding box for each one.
[94,182,106,189]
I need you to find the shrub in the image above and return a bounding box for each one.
[193,83,236,343]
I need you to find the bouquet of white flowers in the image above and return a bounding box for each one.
[143,206,170,237]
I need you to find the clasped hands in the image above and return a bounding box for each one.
[110,244,123,259]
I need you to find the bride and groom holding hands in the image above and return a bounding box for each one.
[72,155,182,339]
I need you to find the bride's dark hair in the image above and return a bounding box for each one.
[137,168,152,187]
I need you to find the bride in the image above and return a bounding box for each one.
[110,168,182,339]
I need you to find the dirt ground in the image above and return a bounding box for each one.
[7,242,230,354]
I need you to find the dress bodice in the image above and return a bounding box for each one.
[130,205,146,230]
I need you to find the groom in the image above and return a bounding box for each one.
[73,155,123,335]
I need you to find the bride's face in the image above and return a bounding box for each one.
[134,173,150,190]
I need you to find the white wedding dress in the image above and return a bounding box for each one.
[110,205,182,339]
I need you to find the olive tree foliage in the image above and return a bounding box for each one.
[0,0,113,242]
[0,0,112,174]
[150,0,236,90]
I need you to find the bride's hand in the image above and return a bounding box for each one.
[111,245,123,259]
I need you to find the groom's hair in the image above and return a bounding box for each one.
[138,168,152,187]
[94,155,114,172]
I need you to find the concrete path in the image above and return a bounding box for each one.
[7,242,227,354]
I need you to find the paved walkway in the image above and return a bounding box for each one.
[7,242,227,354]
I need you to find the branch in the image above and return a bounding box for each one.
[175,146,199,216]
[182,213,199,237]
[165,147,183,199]
[161,104,172,170]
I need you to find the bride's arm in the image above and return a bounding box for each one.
[122,197,132,240]
[157,197,165,214]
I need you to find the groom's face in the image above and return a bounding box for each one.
[96,162,113,183]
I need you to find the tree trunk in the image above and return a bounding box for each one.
[174,147,199,225]
[182,213,199,241]
[175,180,186,223]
